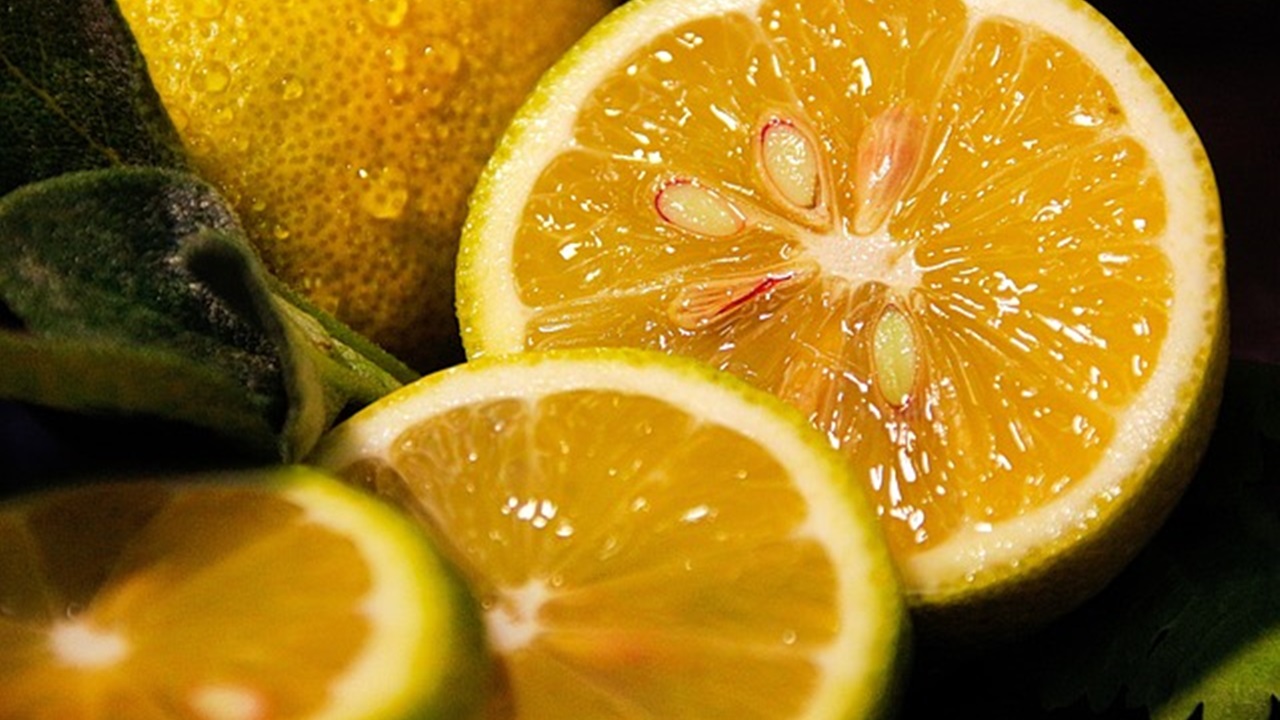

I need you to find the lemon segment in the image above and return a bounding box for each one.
[311,349,907,719]
[0,467,486,720]
[457,0,1226,633]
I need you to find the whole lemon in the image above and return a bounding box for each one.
[118,0,614,370]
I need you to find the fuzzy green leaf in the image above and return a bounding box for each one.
[0,168,410,463]
[0,0,187,195]
[1038,361,1280,720]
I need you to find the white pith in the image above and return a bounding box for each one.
[311,352,902,720]
[283,474,455,720]
[461,0,1222,603]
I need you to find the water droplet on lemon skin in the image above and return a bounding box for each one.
[365,0,410,29]
[195,61,232,94]
[359,166,411,220]
[168,106,191,132]
[191,0,226,20]
[385,41,410,73]
[389,40,463,108]
[278,75,306,101]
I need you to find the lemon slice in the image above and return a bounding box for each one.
[310,349,906,719]
[457,0,1227,633]
[0,467,485,720]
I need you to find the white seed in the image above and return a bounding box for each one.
[760,118,820,209]
[655,179,745,237]
[873,305,919,407]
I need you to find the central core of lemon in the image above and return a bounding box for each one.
[50,620,129,669]
[485,580,553,653]
[802,225,922,291]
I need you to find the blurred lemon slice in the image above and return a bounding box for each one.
[0,467,485,720]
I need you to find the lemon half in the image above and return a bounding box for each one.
[457,0,1227,636]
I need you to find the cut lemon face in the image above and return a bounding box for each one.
[457,0,1226,630]
[0,467,485,720]
[310,349,906,719]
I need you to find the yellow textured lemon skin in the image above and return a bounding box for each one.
[119,0,614,370]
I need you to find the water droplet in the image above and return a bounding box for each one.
[358,166,410,219]
[386,76,409,101]
[365,0,409,28]
[272,224,291,240]
[191,0,226,20]
[385,41,410,73]
[390,39,463,108]
[167,106,190,132]
[277,75,305,101]
[195,61,232,94]
[211,105,236,126]
[424,41,462,76]
[50,620,129,668]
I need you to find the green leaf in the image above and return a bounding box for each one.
[0,0,187,195]
[0,167,410,463]
[1038,360,1280,720]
